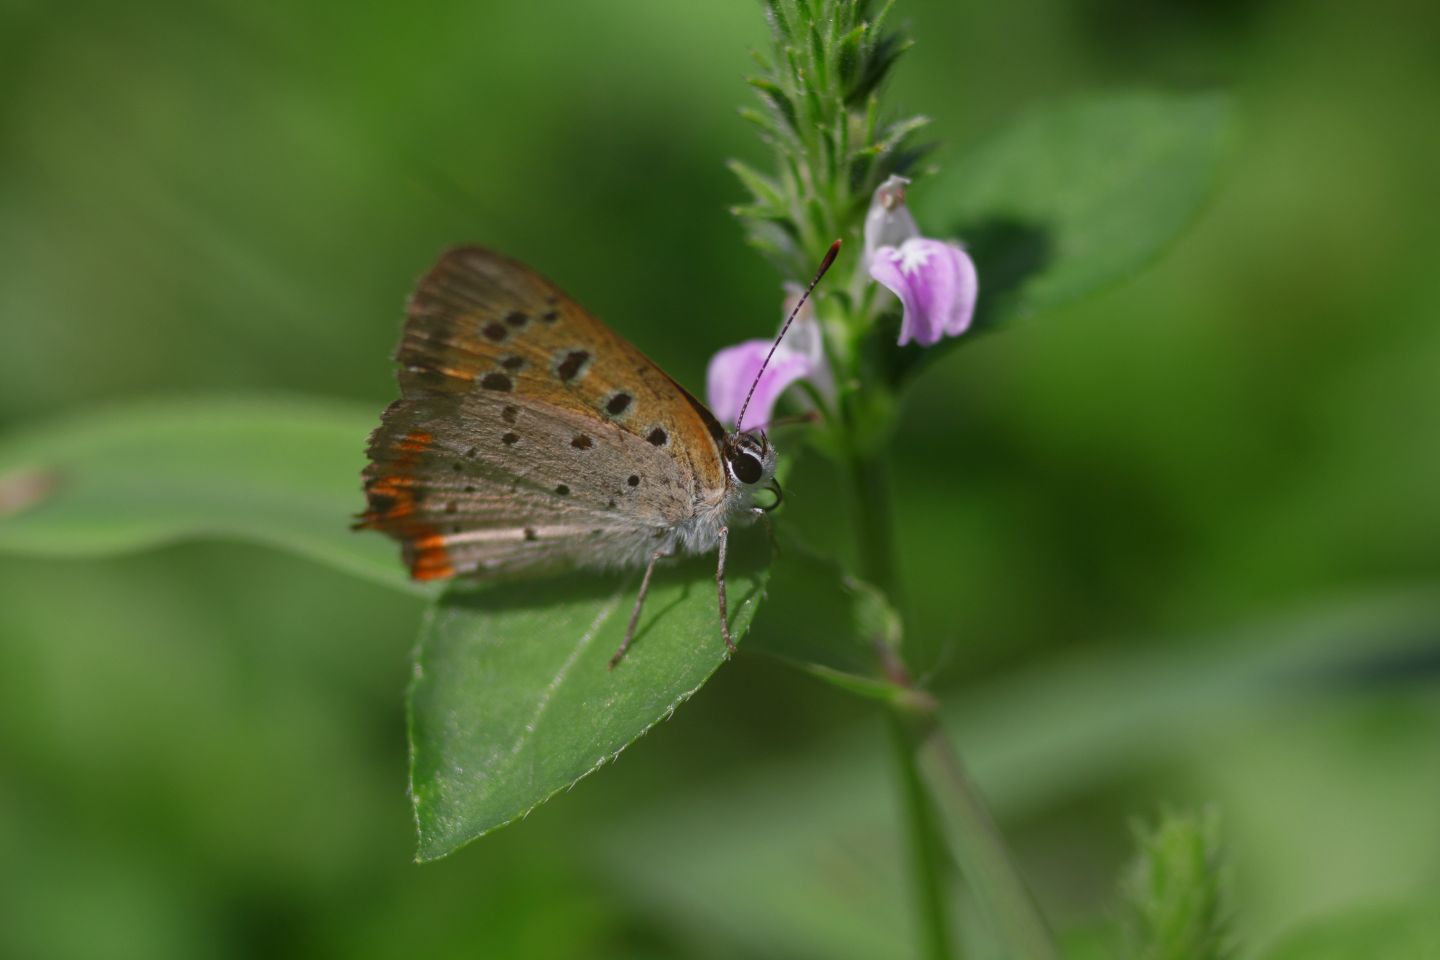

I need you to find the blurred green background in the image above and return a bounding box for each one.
[2,0,1438,957]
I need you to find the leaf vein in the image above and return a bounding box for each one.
[508,591,623,758]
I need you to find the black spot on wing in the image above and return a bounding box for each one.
[556,349,590,382]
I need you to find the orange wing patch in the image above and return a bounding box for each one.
[408,532,456,581]
[355,429,455,581]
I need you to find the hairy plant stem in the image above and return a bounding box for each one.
[847,432,1059,960]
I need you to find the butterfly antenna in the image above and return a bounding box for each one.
[736,239,842,432]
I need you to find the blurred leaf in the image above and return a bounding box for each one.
[894,90,1233,381]
[593,592,1440,960]
[746,536,910,701]
[1258,897,1440,960]
[409,539,770,860]
[1120,807,1233,960]
[0,396,422,594]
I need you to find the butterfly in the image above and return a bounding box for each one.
[357,242,838,666]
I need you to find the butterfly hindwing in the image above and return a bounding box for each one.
[360,247,731,580]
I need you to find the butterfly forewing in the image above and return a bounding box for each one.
[360,247,730,581]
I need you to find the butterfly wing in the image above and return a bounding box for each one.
[358,247,732,580]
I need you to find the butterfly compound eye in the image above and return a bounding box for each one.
[729,451,764,486]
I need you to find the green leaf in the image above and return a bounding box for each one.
[808,25,829,92]
[0,395,422,594]
[409,539,770,860]
[738,104,781,140]
[727,158,787,210]
[836,24,865,89]
[898,91,1233,380]
[871,113,931,158]
[764,0,793,43]
[745,537,909,701]
[1259,898,1440,960]
[749,77,801,137]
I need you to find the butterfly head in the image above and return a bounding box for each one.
[722,239,840,518]
[722,430,782,511]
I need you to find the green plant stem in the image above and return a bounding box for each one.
[848,440,1059,960]
[848,444,950,957]
[907,709,1061,960]
[850,441,899,601]
[887,708,954,960]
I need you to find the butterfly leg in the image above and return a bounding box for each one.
[610,548,670,669]
[751,506,781,554]
[716,526,736,655]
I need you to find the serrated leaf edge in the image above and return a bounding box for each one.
[407,573,769,861]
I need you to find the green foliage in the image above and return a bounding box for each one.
[0,45,1234,887]
[1120,808,1233,960]
[0,397,426,595]
[0,90,1236,879]
[2,0,1438,956]
[734,0,927,278]
[409,545,769,859]
[1259,898,1440,960]
[593,593,1440,959]
[891,91,1233,382]
[744,534,910,701]
[744,87,1232,457]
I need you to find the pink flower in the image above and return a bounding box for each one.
[863,175,979,347]
[869,239,979,346]
[707,284,831,431]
